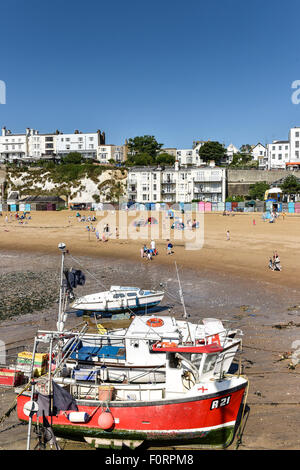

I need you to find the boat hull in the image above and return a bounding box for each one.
[71,291,164,313]
[17,379,247,449]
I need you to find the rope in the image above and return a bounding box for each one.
[235,377,250,450]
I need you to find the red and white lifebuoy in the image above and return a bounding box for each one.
[146,318,164,328]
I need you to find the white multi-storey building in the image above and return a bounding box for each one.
[0,127,108,162]
[251,143,267,160]
[176,142,206,167]
[0,127,28,162]
[127,164,226,203]
[28,130,56,159]
[288,127,300,168]
[226,143,239,163]
[97,144,127,165]
[267,140,290,169]
[251,143,268,169]
[55,130,102,159]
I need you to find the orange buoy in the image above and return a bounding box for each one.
[98,410,114,430]
[146,318,164,328]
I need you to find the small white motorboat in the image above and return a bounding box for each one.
[70,286,164,314]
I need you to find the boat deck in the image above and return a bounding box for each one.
[70,345,126,362]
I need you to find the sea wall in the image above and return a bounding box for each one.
[227,169,299,196]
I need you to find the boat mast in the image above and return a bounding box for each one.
[57,242,67,332]
[175,261,188,319]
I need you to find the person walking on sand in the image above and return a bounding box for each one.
[167,241,173,255]
[268,257,274,270]
[226,230,230,241]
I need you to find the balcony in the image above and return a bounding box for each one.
[162,177,176,184]
[162,188,176,194]
[193,187,221,194]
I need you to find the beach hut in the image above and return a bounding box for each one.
[47,203,56,211]
[232,202,238,211]
[217,202,225,212]
[19,196,66,211]
[198,202,205,213]
[7,191,20,206]
[237,202,245,212]
[225,202,232,212]
[204,202,212,212]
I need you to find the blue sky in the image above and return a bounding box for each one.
[1,0,300,149]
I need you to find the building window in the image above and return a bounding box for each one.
[296,132,299,138]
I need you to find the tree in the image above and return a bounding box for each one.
[156,152,175,166]
[249,181,270,200]
[61,152,83,164]
[127,135,163,158]
[198,141,226,165]
[127,152,155,166]
[229,152,253,167]
[280,175,300,195]
[240,144,252,154]
[126,135,170,167]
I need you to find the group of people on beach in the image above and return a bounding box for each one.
[268,251,281,271]
[141,240,157,260]
[77,212,97,223]
[141,240,174,260]
[4,212,31,224]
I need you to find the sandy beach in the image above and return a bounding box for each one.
[1,209,300,450]
[0,209,299,289]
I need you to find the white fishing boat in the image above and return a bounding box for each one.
[70,286,164,314]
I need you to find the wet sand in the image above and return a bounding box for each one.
[1,211,300,450]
